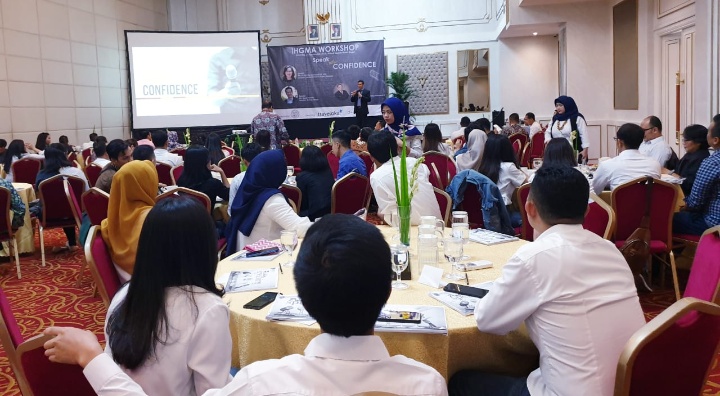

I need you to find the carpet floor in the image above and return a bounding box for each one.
[0,229,717,394]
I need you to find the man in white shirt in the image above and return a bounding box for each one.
[449,166,645,396]
[591,123,661,194]
[81,132,97,150]
[90,141,110,168]
[450,116,471,151]
[368,131,442,225]
[151,130,183,167]
[639,115,674,167]
[227,143,264,216]
[523,112,542,138]
[43,215,448,396]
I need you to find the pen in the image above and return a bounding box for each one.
[278,263,284,274]
[465,273,469,286]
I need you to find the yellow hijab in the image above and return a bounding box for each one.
[101,160,158,276]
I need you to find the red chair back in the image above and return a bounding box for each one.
[520,142,532,168]
[67,152,79,167]
[428,163,443,190]
[280,184,302,213]
[38,175,84,228]
[615,298,720,396]
[10,158,42,185]
[320,144,332,156]
[327,152,340,179]
[221,146,234,156]
[0,288,23,349]
[331,172,371,214]
[283,145,301,168]
[433,187,452,226]
[171,165,184,185]
[156,187,212,213]
[81,188,110,226]
[170,147,186,159]
[516,184,532,241]
[218,155,242,178]
[511,139,522,159]
[684,227,720,304]
[84,163,103,188]
[80,147,92,164]
[611,178,676,250]
[156,162,174,186]
[358,152,375,177]
[0,187,16,243]
[84,225,121,307]
[459,186,484,229]
[509,132,528,150]
[63,179,83,230]
[422,151,457,190]
[583,195,615,240]
[528,132,546,165]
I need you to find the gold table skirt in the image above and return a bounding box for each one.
[1,183,36,256]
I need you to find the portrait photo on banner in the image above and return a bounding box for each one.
[330,23,341,40]
[308,24,319,41]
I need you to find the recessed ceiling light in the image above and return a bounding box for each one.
[533,32,538,36]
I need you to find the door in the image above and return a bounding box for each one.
[660,27,695,157]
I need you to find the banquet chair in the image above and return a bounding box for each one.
[11,158,42,185]
[0,288,95,396]
[170,165,184,185]
[38,175,85,267]
[331,172,371,215]
[515,183,532,241]
[280,184,302,214]
[320,144,332,156]
[283,144,302,173]
[511,139,522,159]
[614,297,720,396]
[433,187,452,226]
[358,151,375,177]
[67,151,79,168]
[527,132,546,167]
[170,147,186,159]
[80,147,92,168]
[221,146,235,156]
[508,132,528,151]
[327,152,340,179]
[156,187,212,213]
[583,193,615,240]
[81,188,110,226]
[218,155,242,178]
[0,188,21,279]
[457,187,484,229]
[428,163,444,190]
[612,177,679,299]
[64,179,87,286]
[84,225,121,308]
[519,142,532,168]
[155,162,174,186]
[84,163,103,188]
[421,151,457,190]
[682,226,720,304]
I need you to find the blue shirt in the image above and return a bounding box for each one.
[336,150,367,180]
[685,150,720,227]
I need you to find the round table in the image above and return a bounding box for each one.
[0,183,36,256]
[215,225,539,380]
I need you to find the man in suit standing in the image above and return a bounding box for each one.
[350,80,370,127]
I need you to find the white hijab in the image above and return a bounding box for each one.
[456,129,487,171]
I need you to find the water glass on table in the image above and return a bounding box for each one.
[280,230,298,267]
[391,244,409,290]
[443,237,465,281]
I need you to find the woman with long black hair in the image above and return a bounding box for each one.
[105,196,231,395]
[3,139,44,182]
[478,134,526,227]
[177,145,230,204]
[205,132,227,165]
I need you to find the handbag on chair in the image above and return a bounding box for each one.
[619,177,653,292]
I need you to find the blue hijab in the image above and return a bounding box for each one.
[226,149,286,254]
[381,97,421,136]
[552,95,584,122]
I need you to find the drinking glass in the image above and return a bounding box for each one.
[391,244,409,290]
[443,237,464,280]
[280,230,298,267]
[451,211,468,225]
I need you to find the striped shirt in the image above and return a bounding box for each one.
[685,150,720,227]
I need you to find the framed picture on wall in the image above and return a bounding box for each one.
[330,23,341,40]
[308,24,319,41]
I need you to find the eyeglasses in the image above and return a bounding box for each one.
[613,137,619,141]
[641,127,654,132]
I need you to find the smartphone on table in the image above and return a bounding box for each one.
[443,283,489,299]
[243,292,279,310]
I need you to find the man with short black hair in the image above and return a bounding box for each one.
[449,166,644,396]
[591,123,661,194]
[501,113,524,136]
[95,139,132,193]
[250,101,289,149]
[639,115,674,167]
[0,139,7,165]
[332,130,366,179]
[43,215,448,395]
[368,131,441,224]
[451,116,472,150]
[82,132,98,150]
[91,142,110,168]
[228,143,264,215]
[152,130,183,167]
[350,80,370,127]
[523,112,542,138]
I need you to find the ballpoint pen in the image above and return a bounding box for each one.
[465,273,469,286]
[278,263,284,274]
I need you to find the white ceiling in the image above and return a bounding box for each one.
[498,22,564,38]
[519,0,607,5]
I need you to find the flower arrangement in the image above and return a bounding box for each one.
[184,128,191,145]
[390,121,424,246]
[328,120,336,141]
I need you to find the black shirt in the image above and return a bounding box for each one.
[182,178,230,206]
[675,149,710,196]
[296,169,334,221]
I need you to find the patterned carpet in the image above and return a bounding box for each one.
[0,228,717,394]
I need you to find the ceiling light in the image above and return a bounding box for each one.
[532,32,538,36]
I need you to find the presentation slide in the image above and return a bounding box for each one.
[126,31,262,129]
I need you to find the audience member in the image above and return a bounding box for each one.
[228,143,263,216]
[104,197,230,395]
[332,130,366,179]
[132,145,156,162]
[450,116,472,151]
[0,178,25,229]
[591,123,661,194]
[82,132,98,150]
[352,126,374,152]
[35,144,90,252]
[95,139,132,193]
[101,160,158,282]
[152,130,183,167]
[524,112,542,138]
[226,150,311,254]
[347,124,361,141]
[368,131,441,225]
[2,139,44,182]
[381,97,423,158]
[166,130,181,149]
[255,129,272,151]
[664,124,710,196]
[296,145,334,220]
[125,139,138,150]
[449,165,644,396]
[374,119,386,131]
[500,113,524,136]
[542,138,577,168]
[639,115,674,167]
[58,135,74,154]
[92,142,110,168]
[177,146,230,206]
[456,127,487,171]
[545,96,589,161]
[250,101,289,148]
[672,122,720,235]
[44,215,447,395]
[422,123,453,156]
[205,132,227,165]
[134,130,155,149]
[478,134,527,227]
[0,139,7,165]
[25,132,50,155]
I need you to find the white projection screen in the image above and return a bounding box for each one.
[126,31,262,129]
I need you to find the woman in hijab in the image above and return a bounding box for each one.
[381,97,423,158]
[544,95,589,162]
[226,150,311,254]
[456,128,488,172]
[101,160,158,282]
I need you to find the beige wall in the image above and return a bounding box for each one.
[0,0,167,146]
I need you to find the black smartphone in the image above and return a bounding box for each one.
[243,292,279,310]
[245,247,281,257]
[377,310,422,324]
[443,283,489,299]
